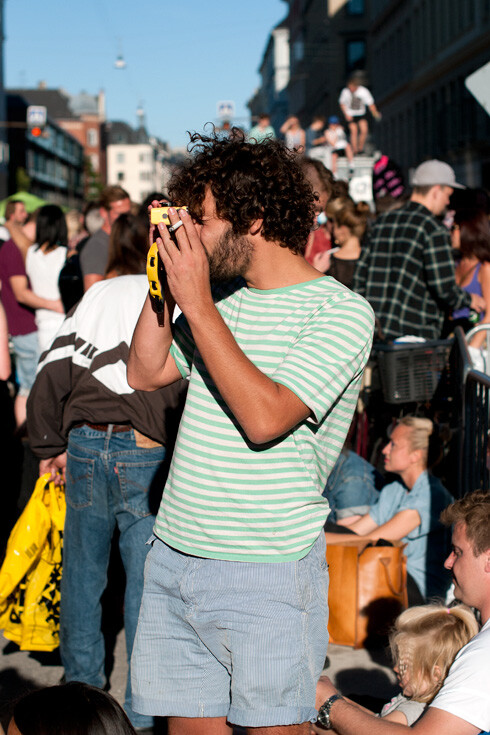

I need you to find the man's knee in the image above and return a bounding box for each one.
[168,716,232,735]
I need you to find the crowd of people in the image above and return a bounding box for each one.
[249,74,382,169]
[0,109,489,735]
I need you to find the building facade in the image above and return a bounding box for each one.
[8,85,107,198]
[106,120,168,204]
[369,0,490,186]
[7,92,84,207]
[284,0,370,125]
[0,0,8,199]
[248,20,290,134]
[56,91,107,196]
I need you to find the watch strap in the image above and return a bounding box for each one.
[316,693,343,729]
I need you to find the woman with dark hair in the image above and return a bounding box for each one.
[451,208,490,348]
[326,198,369,288]
[105,213,148,278]
[25,204,66,351]
[8,682,136,735]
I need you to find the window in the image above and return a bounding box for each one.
[139,171,151,181]
[346,39,366,75]
[346,0,365,15]
[292,38,304,63]
[116,152,125,164]
[87,128,98,147]
[117,171,125,181]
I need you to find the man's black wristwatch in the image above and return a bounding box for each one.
[316,693,344,729]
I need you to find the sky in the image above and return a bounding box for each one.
[5,0,286,149]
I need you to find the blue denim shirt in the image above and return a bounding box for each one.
[369,470,452,599]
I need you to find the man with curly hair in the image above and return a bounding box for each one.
[128,131,374,734]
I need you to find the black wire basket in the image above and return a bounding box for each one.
[375,340,452,404]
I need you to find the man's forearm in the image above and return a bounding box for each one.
[127,292,176,390]
[186,300,310,445]
[17,289,61,311]
[330,698,409,735]
[7,224,32,259]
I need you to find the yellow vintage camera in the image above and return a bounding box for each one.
[150,205,188,225]
[147,242,164,312]
[147,206,188,312]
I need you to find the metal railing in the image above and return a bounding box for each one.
[452,326,490,497]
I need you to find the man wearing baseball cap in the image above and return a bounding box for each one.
[352,159,484,341]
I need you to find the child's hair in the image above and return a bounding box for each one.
[389,603,479,703]
[11,682,136,735]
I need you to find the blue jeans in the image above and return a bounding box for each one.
[11,331,39,395]
[323,450,381,522]
[60,424,165,729]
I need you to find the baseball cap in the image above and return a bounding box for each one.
[412,159,465,189]
[328,116,340,125]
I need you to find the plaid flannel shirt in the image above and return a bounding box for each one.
[352,201,471,341]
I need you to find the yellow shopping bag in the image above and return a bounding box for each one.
[0,473,65,651]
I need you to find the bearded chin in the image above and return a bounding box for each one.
[208,232,253,282]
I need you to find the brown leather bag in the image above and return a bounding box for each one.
[326,538,408,648]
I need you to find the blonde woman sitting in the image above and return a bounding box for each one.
[325,417,453,602]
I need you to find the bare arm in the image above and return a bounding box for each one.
[325,509,421,545]
[316,677,479,735]
[340,104,353,122]
[127,291,182,390]
[182,291,311,444]
[10,275,64,312]
[0,297,11,380]
[332,699,479,735]
[382,711,409,725]
[369,103,382,120]
[5,221,33,260]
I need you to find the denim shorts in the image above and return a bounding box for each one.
[131,532,329,727]
[11,331,40,395]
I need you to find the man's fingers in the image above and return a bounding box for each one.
[167,207,202,255]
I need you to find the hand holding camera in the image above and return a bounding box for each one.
[147,204,188,312]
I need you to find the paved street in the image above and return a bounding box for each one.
[0,434,399,730]
[0,626,397,732]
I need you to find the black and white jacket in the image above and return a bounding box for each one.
[27,275,185,459]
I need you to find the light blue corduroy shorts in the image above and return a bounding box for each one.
[131,533,329,727]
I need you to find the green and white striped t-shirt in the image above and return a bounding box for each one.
[154,275,374,562]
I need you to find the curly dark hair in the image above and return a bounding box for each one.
[168,128,316,255]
